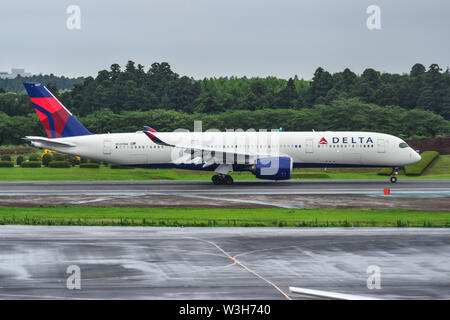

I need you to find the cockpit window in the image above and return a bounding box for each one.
[399,142,409,148]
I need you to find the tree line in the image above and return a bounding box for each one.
[0,61,449,145]
[59,61,449,119]
[0,74,83,94]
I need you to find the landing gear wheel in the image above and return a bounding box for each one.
[212,174,234,185]
[224,175,234,185]
[390,176,397,183]
[212,175,221,185]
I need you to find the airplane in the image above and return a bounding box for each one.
[23,82,421,185]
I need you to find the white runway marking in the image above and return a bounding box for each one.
[175,194,302,208]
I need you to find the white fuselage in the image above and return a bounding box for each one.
[36,131,421,170]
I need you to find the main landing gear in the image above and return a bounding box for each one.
[212,174,234,185]
[390,168,399,183]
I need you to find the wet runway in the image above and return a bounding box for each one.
[0,180,448,210]
[0,226,448,300]
[0,179,449,196]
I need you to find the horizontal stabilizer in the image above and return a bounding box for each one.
[24,136,76,148]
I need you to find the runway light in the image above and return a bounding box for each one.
[383,188,390,195]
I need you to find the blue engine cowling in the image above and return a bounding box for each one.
[253,156,293,180]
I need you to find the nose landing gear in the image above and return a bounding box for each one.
[390,168,400,183]
[212,174,234,185]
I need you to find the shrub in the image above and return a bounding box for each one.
[42,153,53,167]
[16,155,24,166]
[80,162,100,168]
[378,168,393,176]
[80,157,88,163]
[1,155,11,161]
[69,156,81,166]
[0,161,14,167]
[404,151,439,176]
[110,164,132,169]
[21,161,42,168]
[29,154,40,162]
[48,161,71,168]
[53,153,66,161]
[291,173,330,179]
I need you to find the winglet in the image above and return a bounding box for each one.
[143,128,173,147]
[143,126,157,133]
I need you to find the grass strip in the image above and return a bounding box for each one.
[0,206,448,228]
[0,167,449,181]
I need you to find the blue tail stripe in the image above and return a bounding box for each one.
[23,82,53,98]
[33,103,56,138]
[61,116,91,137]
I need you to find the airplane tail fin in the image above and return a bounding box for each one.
[23,82,91,138]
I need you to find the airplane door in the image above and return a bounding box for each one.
[103,139,111,155]
[306,139,314,153]
[377,139,385,153]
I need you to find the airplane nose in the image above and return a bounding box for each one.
[411,151,421,163]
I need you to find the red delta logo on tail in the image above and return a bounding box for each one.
[319,137,328,144]
[23,82,91,138]
[143,126,173,147]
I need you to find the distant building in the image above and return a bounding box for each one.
[0,68,32,79]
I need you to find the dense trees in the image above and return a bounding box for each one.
[0,61,449,145]
[77,99,449,138]
[58,62,201,116]
[0,74,83,93]
[0,98,447,146]
[59,61,449,120]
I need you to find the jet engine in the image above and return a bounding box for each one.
[252,156,293,180]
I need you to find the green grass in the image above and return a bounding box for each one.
[423,155,450,176]
[0,166,449,181]
[404,151,439,176]
[0,167,211,181]
[0,206,448,228]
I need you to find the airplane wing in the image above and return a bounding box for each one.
[143,127,272,167]
[24,136,76,148]
[289,287,382,300]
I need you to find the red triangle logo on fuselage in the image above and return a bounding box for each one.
[319,137,328,144]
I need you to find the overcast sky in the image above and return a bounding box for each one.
[0,0,448,79]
